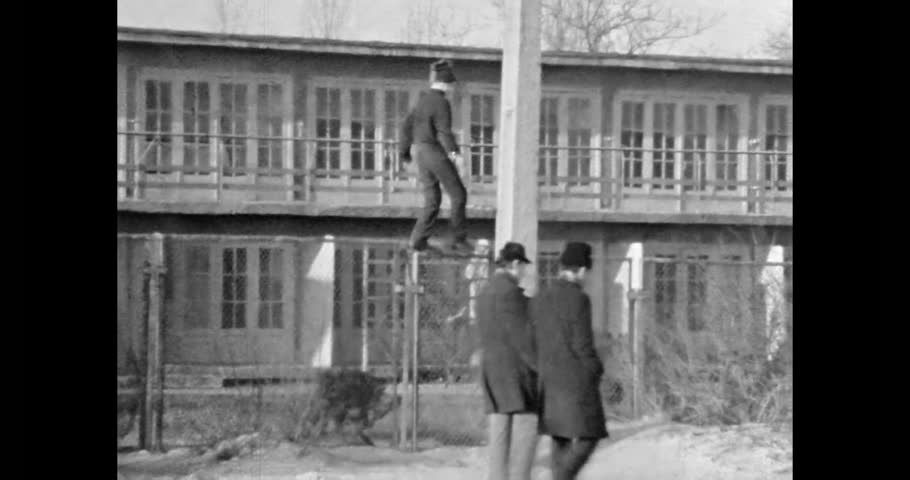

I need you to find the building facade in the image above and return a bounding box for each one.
[116,27,792,373]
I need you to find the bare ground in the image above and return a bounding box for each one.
[118,421,792,480]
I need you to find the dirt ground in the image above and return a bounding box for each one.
[118,421,792,480]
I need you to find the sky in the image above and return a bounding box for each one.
[117,0,791,58]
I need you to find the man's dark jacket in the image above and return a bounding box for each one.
[531,279,608,439]
[476,271,538,414]
[399,89,459,161]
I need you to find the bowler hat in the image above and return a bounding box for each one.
[431,59,457,83]
[496,242,531,265]
[559,242,593,269]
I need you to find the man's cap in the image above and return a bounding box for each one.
[496,242,531,264]
[431,59,456,84]
[559,242,593,269]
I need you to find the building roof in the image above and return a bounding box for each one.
[117,26,792,76]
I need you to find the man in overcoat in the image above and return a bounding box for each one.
[476,242,538,480]
[398,59,472,255]
[530,242,607,480]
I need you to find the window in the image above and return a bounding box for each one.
[221,247,247,329]
[383,90,411,177]
[350,89,377,178]
[257,83,284,172]
[715,105,739,191]
[183,81,211,173]
[316,87,342,178]
[367,247,397,327]
[144,80,173,172]
[538,97,559,186]
[764,104,791,192]
[177,243,290,332]
[469,94,496,183]
[139,71,291,181]
[682,104,708,192]
[686,255,708,331]
[615,93,748,193]
[567,98,593,187]
[257,248,284,329]
[185,245,211,329]
[621,101,644,188]
[653,255,677,326]
[537,251,561,287]
[220,83,248,176]
[652,103,676,190]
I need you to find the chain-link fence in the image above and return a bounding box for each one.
[118,233,792,453]
[410,254,490,447]
[117,233,415,452]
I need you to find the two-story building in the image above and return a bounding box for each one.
[116,27,792,375]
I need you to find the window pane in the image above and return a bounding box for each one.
[145,81,157,109]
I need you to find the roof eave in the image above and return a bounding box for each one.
[116,27,792,76]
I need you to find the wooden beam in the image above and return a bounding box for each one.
[496,0,542,295]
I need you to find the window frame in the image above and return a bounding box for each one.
[173,241,293,335]
[613,90,749,197]
[538,87,603,194]
[459,83,500,188]
[308,77,424,188]
[757,94,793,195]
[136,68,293,192]
[646,242,752,334]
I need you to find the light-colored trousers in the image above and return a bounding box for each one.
[486,413,539,480]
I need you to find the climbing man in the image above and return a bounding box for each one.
[399,59,473,256]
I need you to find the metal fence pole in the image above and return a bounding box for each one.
[391,250,401,447]
[398,257,413,450]
[141,233,165,452]
[410,251,420,452]
[361,244,370,372]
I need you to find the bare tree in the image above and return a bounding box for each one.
[492,0,723,54]
[761,10,792,60]
[302,0,353,39]
[214,0,248,34]
[401,0,478,46]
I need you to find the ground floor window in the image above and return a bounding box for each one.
[174,242,291,332]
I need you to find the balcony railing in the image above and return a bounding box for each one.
[117,130,792,217]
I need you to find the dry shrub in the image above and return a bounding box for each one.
[641,305,792,426]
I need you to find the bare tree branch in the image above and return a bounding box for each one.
[402,0,478,46]
[490,0,724,54]
[761,9,792,60]
[302,0,353,39]
[215,0,248,34]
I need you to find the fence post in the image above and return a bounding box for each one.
[762,246,786,361]
[627,243,644,419]
[361,244,370,372]
[391,249,401,447]
[409,251,420,452]
[141,233,165,452]
[397,254,414,450]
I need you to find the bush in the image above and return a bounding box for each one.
[641,323,792,427]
